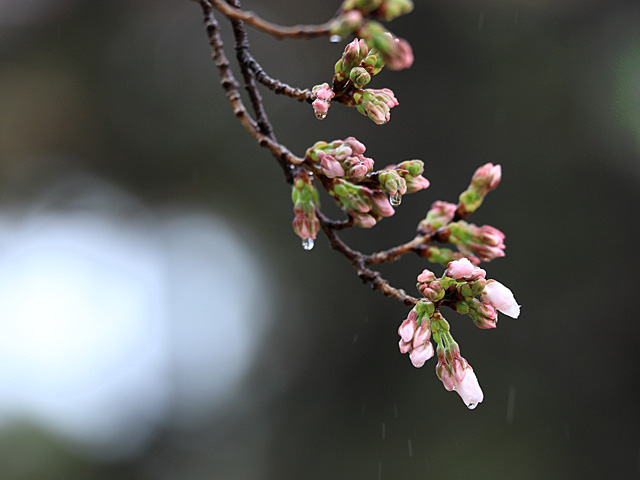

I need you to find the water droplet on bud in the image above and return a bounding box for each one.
[329,35,342,43]
[302,238,314,250]
[315,112,327,120]
[466,402,478,410]
[390,193,402,206]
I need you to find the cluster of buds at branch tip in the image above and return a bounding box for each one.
[311,83,335,119]
[418,200,457,234]
[398,299,435,368]
[291,170,320,250]
[458,162,502,215]
[330,179,394,227]
[444,221,506,262]
[339,0,414,22]
[379,159,429,205]
[354,88,399,125]
[306,137,373,182]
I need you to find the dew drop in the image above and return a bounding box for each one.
[390,193,402,206]
[302,238,314,250]
[329,34,342,43]
[315,112,327,120]
[466,402,478,410]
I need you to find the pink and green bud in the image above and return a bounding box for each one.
[355,88,398,125]
[446,221,506,262]
[291,172,320,242]
[378,170,407,196]
[392,160,429,193]
[419,200,457,232]
[445,257,486,281]
[317,150,345,178]
[311,83,335,119]
[378,0,414,21]
[398,305,434,368]
[458,163,502,214]
[349,66,371,88]
[481,279,520,319]
[329,9,364,39]
[467,299,498,329]
[329,179,395,227]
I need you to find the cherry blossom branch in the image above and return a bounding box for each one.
[192,0,521,409]
[208,0,334,39]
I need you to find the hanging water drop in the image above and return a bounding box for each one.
[315,112,327,120]
[302,238,314,250]
[390,193,402,206]
[466,402,478,410]
[329,35,342,43]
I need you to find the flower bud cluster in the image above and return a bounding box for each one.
[458,162,502,214]
[311,83,335,119]
[418,200,457,233]
[339,0,414,22]
[311,34,408,124]
[330,178,395,228]
[306,137,374,182]
[445,221,506,262]
[291,170,320,245]
[397,299,435,367]
[353,88,398,125]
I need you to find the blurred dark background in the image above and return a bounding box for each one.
[0,0,639,479]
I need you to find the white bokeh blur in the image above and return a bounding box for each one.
[0,175,272,459]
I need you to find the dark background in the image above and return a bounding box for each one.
[0,0,639,478]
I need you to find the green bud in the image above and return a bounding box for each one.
[349,67,371,88]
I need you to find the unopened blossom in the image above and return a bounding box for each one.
[311,83,335,119]
[482,280,520,318]
[416,269,436,284]
[317,150,345,178]
[378,170,407,196]
[452,365,483,409]
[393,160,430,193]
[469,225,506,261]
[383,36,414,70]
[398,310,434,368]
[458,163,502,214]
[355,88,399,125]
[445,257,486,281]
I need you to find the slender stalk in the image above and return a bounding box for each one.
[210,0,334,39]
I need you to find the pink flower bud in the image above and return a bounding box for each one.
[398,338,412,354]
[482,279,520,319]
[369,192,395,217]
[354,213,377,228]
[344,137,366,155]
[398,317,417,342]
[384,37,414,70]
[412,323,431,349]
[472,163,502,191]
[406,175,430,193]
[436,362,455,391]
[416,269,436,283]
[317,151,345,178]
[445,258,485,280]
[452,366,483,409]
[409,342,434,368]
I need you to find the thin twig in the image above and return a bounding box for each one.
[210,0,334,39]
[245,54,313,103]
[226,0,275,138]
[317,211,419,306]
[198,1,304,174]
